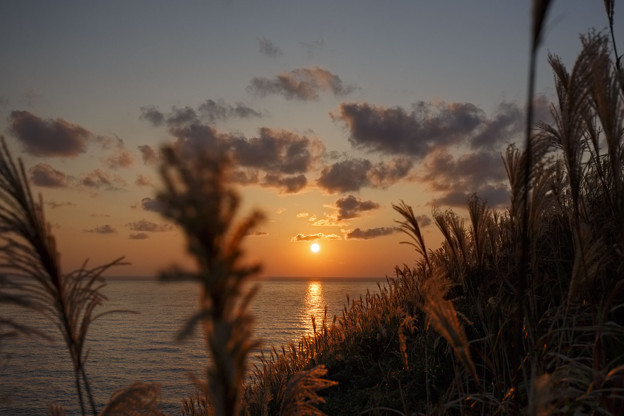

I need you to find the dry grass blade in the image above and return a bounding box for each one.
[157,144,264,416]
[419,269,479,385]
[0,137,125,416]
[393,201,430,271]
[98,382,165,416]
[279,365,337,416]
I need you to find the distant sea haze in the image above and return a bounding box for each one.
[1,277,382,415]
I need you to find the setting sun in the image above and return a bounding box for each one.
[310,243,321,253]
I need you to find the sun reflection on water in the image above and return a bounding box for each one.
[301,281,327,336]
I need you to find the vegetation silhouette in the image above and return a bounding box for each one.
[1,0,624,414]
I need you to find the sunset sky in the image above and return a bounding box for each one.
[0,1,619,278]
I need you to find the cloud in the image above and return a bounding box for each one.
[470,102,523,149]
[231,128,324,174]
[141,100,261,128]
[317,157,412,193]
[291,233,342,242]
[198,99,262,123]
[85,224,116,234]
[139,197,165,213]
[93,135,124,150]
[415,214,432,227]
[29,163,70,188]
[129,232,149,240]
[296,212,309,218]
[299,39,324,58]
[138,144,159,165]
[247,67,356,100]
[102,149,134,169]
[335,195,380,220]
[346,227,398,240]
[45,201,77,209]
[141,105,323,192]
[247,231,268,237]
[126,219,173,232]
[317,159,370,193]
[135,174,153,187]
[258,37,283,57]
[80,169,127,190]
[421,149,509,208]
[9,110,90,157]
[139,106,165,126]
[263,173,307,193]
[332,100,523,159]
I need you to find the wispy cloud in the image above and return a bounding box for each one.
[135,174,153,187]
[291,232,341,242]
[335,195,380,220]
[102,148,134,169]
[129,232,149,240]
[345,227,398,240]
[45,201,77,209]
[247,67,356,100]
[85,224,116,234]
[80,169,127,191]
[9,110,90,157]
[126,219,172,232]
[137,144,159,165]
[198,99,262,123]
[29,163,70,188]
[258,37,283,57]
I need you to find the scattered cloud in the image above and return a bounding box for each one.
[262,173,307,193]
[258,37,283,57]
[299,39,324,58]
[139,197,165,213]
[29,163,70,187]
[143,108,325,192]
[139,106,165,126]
[102,148,134,169]
[126,219,173,232]
[135,174,154,187]
[345,227,398,240]
[317,157,412,193]
[198,99,262,123]
[129,232,149,240]
[141,100,261,128]
[232,128,324,175]
[296,212,309,218]
[247,67,356,101]
[421,149,509,207]
[80,169,127,190]
[45,201,77,209]
[335,195,380,220]
[415,214,432,227]
[247,231,269,237]
[332,100,522,159]
[137,144,159,165]
[85,224,116,234]
[291,232,341,242]
[9,110,90,157]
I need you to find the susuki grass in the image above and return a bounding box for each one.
[2,1,624,415]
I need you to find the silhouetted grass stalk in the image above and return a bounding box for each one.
[0,137,125,416]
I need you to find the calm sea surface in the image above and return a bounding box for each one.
[0,277,383,415]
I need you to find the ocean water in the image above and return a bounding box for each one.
[0,277,383,415]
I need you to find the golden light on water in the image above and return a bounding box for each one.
[302,281,326,336]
